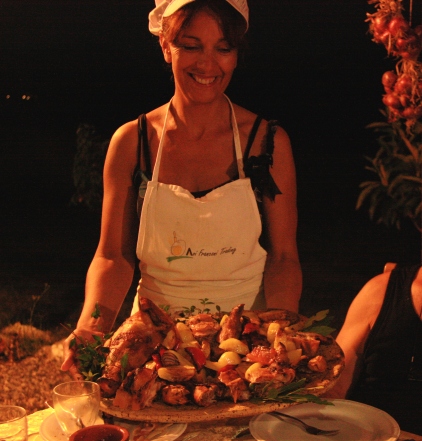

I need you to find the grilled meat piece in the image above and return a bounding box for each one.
[161,384,190,406]
[113,367,162,410]
[218,368,250,403]
[187,313,221,340]
[218,304,244,342]
[192,384,220,407]
[289,332,332,358]
[98,297,174,397]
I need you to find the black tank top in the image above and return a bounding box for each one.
[132,114,282,201]
[349,264,422,434]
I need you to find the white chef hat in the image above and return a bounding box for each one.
[148,0,249,36]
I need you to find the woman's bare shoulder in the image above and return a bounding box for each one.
[345,272,391,327]
[107,119,139,156]
[232,103,290,155]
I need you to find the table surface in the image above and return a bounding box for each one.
[28,408,422,441]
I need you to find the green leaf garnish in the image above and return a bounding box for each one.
[302,310,336,336]
[91,302,102,319]
[303,310,329,329]
[71,333,111,382]
[120,353,129,381]
[305,325,336,336]
[250,379,333,406]
[179,298,222,317]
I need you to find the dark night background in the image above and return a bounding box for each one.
[0,0,420,329]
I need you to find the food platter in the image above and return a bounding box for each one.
[95,301,345,424]
[99,339,344,423]
[101,397,298,423]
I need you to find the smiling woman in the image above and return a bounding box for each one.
[61,0,302,381]
[160,11,239,106]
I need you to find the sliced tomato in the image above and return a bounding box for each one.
[245,346,277,365]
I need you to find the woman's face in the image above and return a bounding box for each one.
[161,10,238,105]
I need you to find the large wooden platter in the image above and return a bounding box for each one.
[100,340,345,423]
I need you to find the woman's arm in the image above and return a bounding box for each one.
[61,120,139,376]
[327,272,388,398]
[261,126,302,312]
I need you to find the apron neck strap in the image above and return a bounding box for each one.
[151,98,172,182]
[225,94,245,179]
[152,95,245,182]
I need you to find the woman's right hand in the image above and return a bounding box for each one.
[61,328,105,381]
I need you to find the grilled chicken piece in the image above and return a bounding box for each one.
[187,313,221,340]
[98,297,174,397]
[289,332,332,358]
[113,367,162,410]
[218,304,244,342]
[192,384,220,407]
[245,361,296,386]
[161,384,190,406]
[218,369,250,403]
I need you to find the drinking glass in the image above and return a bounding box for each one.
[52,381,100,437]
[0,405,27,441]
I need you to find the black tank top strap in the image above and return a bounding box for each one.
[243,117,282,202]
[139,113,152,177]
[133,114,152,190]
[243,115,263,160]
[265,120,279,155]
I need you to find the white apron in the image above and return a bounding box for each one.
[132,97,267,313]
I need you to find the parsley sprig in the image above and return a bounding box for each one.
[68,303,112,381]
[161,298,222,318]
[70,334,111,381]
[182,298,221,316]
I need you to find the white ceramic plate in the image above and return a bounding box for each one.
[115,418,187,441]
[249,399,400,441]
[39,413,186,441]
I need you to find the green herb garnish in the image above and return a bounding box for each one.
[250,379,333,405]
[68,303,112,381]
[180,298,222,317]
[120,353,129,381]
[91,302,102,319]
[70,333,111,381]
[302,310,336,336]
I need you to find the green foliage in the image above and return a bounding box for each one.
[302,310,336,336]
[250,379,333,405]
[181,298,222,317]
[68,303,113,381]
[357,109,422,233]
[120,353,129,381]
[91,303,102,320]
[70,333,111,382]
[71,123,109,212]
